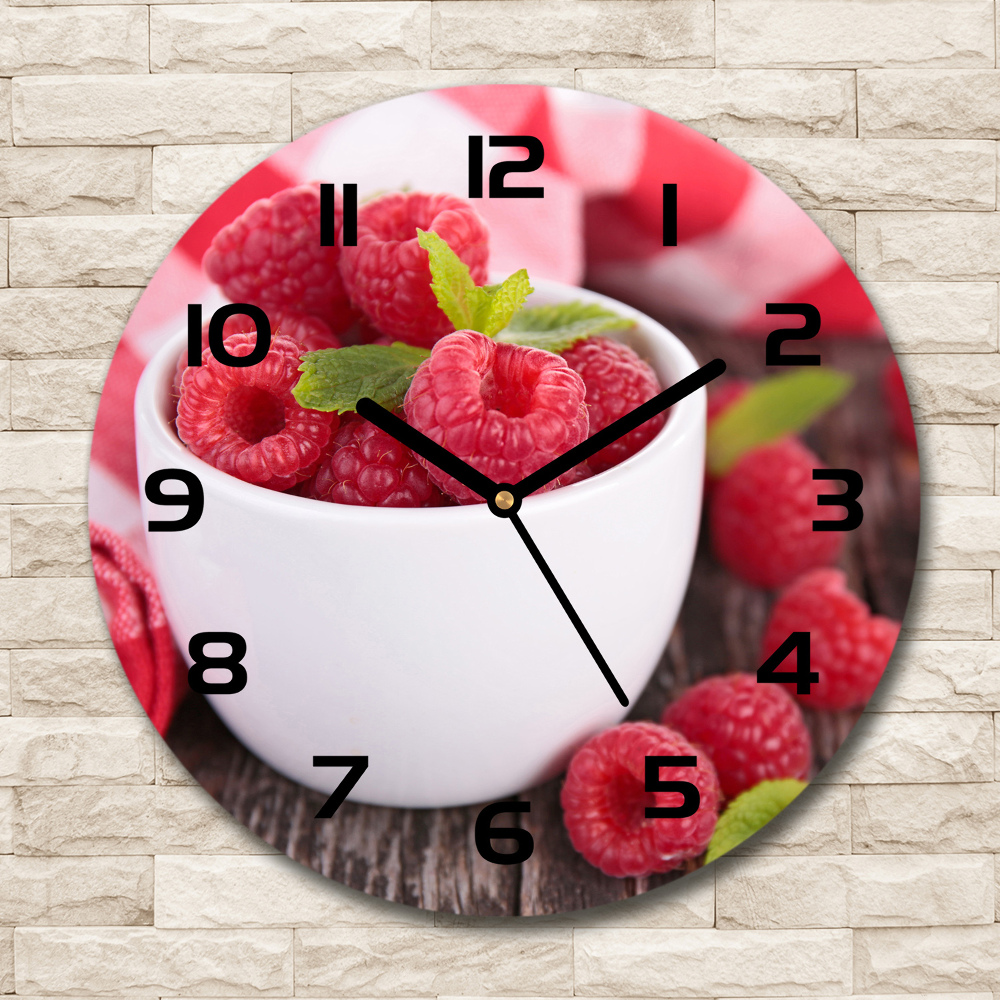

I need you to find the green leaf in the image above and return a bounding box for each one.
[417,229,486,332]
[497,301,635,353]
[418,229,533,336]
[705,779,807,864]
[706,368,854,477]
[292,343,430,414]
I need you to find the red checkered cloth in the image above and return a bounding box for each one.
[89,85,882,732]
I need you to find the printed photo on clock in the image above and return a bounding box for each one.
[88,85,920,916]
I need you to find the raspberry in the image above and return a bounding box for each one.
[176,333,336,491]
[709,437,845,589]
[761,568,900,710]
[172,309,340,406]
[560,722,721,878]
[661,674,812,799]
[203,183,356,334]
[882,358,917,451]
[561,337,665,473]
[339,191,489,348]
[305,416,444,508]
[403,331,589,503]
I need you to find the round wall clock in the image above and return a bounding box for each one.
[88,85,920,916]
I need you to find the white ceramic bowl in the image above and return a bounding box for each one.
[135,280,706,809]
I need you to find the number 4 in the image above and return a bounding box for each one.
[757,632,818,695]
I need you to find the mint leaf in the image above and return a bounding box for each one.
[417,229,486,332]
[293,343,430,414]
[705,779,807,864]
[417,229,533,336]
[706,368,854,477]
[497,301,635,353]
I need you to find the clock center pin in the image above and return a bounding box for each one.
[495,490,515,510]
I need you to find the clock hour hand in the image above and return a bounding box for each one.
[356,397,498,502]
[508,511,629,707]
[511,358,727,499]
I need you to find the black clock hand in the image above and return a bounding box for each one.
[508,511,629,707]
[512,358,727,499]
[356,397,498,502]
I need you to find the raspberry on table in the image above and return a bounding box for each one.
[304,415,444,508]
[761,568,900,711]
[561,337,665,474]
[176,332,337,491]
[661,673,812,799]
[560,721,721,878]
[203,183,356,334]
[709,436,846,589]
[403,331,589,503]
[339,191,489,348]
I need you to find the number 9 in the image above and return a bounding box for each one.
[145,469,204,532]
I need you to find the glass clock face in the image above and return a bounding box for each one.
[89,85,920,916]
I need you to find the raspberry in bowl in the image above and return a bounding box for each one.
[134,280,706,809]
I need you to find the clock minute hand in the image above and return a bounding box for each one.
[511,358,727,500]
[356,397,498,502]
[508,511,629,707]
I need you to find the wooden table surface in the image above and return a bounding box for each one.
[167,328,920,917]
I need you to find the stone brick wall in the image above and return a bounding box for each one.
[1,1,997,994]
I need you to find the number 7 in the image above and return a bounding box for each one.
[313,755,369,818]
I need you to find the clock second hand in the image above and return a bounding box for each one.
[507,511,629,707]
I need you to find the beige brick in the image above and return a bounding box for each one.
[863,281,997,354]
[292,69,575,137]
[0,147,150,217]
[155,854,432,929]
[13,785,278,855]
[153,735,196,785]
[868,641,1000,712]
[726,783,850,857]
[0,508,8,578]
[151,3,430,73]
[296,927,572,995]
[0,220,7,287]
[0,82,10,146]
[896,354,1000,423]
[920,496,1000,568]
[431,1,714,69]
[900,569,991,639]
[0,577,107,647]
[10,215,194,287]
[854,924,1000,992]
[153,144,279,214]
[854,783,1000,853]
[857,211,1000,281]
[10,505,90,577]
[15,927,293,996]
[0,855,152,924]
[0,651,8,715]
[0,288,136,359]
[805,210,854,269]
[574,928,851,996]
[576,68,856,138]
[716,854,993,929]
[0,6,147,75]
[13,75,291,146]
[0,431,90,502]
[0,928,11,993]
[0,717,154,785]
[814,710,993,784]
[722,139,994,212]
[717,0,993,69]
[11,360,108,431]
[0,365,8,432]
[11,649,141,716]
[860,69,1000,138]
[0,788,11,853]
